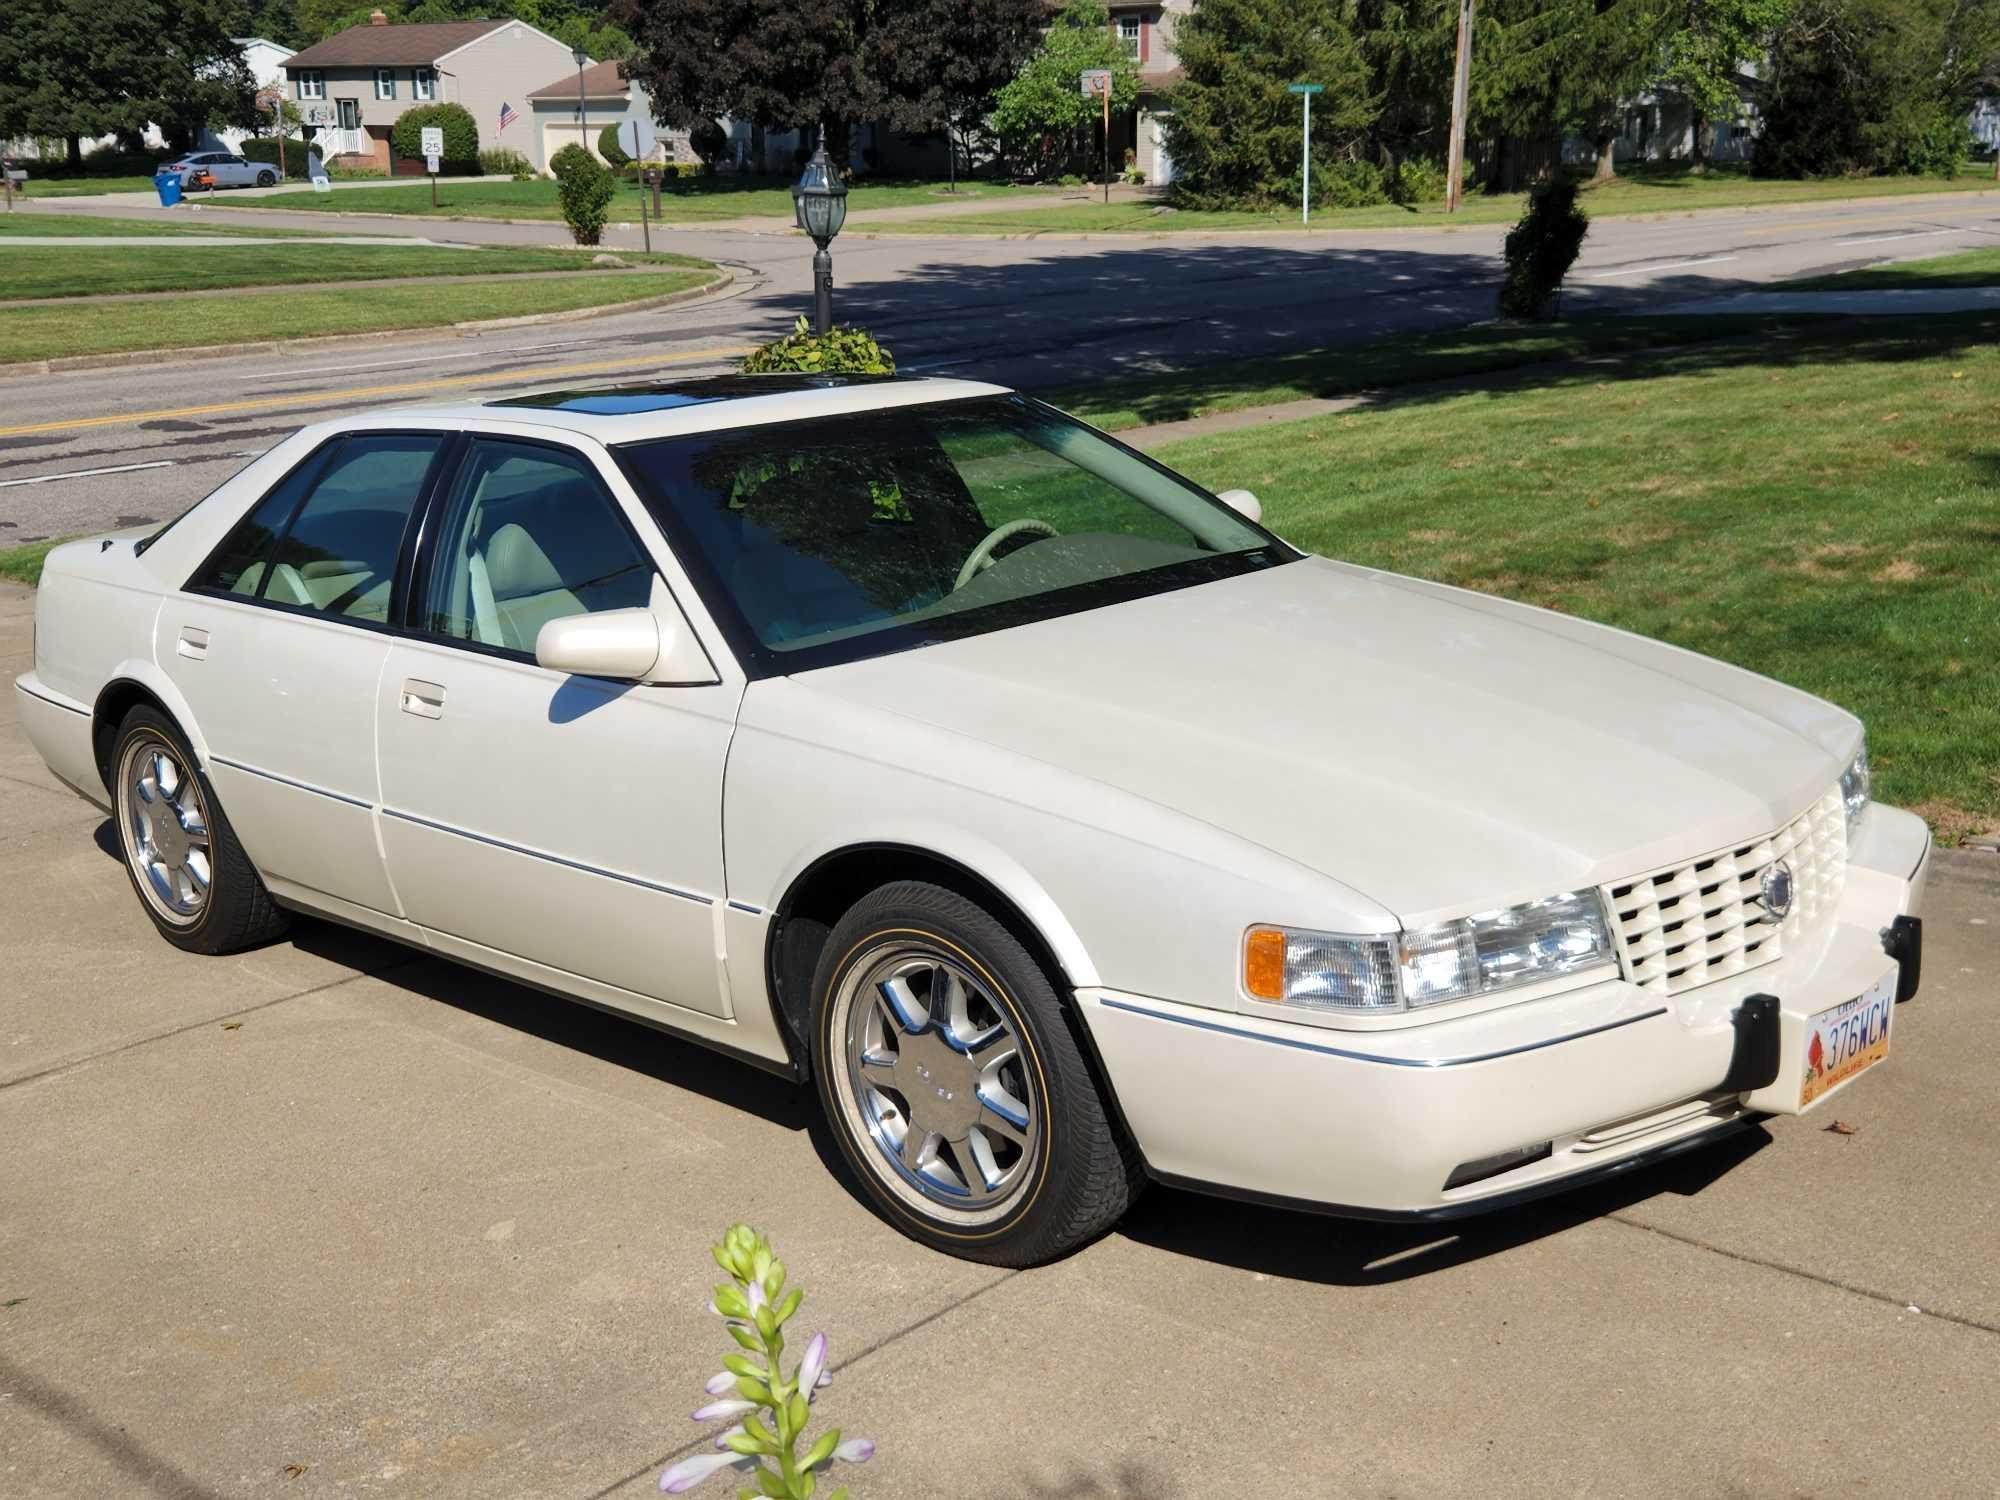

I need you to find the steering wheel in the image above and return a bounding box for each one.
[954,518,1059,591]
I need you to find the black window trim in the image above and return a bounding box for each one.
[182,428,455,637]
[401,429,669,668]
[608,393,1300,680]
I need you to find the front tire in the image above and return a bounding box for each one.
[110,705,290,954]
[811,881,1141,1266]
[255,170,276,187]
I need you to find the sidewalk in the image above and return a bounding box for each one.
[1651,285,2000,315]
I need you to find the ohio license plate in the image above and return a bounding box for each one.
[1800,972,1895,1108]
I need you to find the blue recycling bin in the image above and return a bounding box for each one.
[154,169,183,208]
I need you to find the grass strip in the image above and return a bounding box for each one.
[0,267,717,365]
[1786,246,2000,292]
[1,244,709,300]
[868,166,2000,236]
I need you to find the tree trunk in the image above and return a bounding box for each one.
[1692,114,1713,175]
[1593,115,1618,182]
[65,134,83,170]
[1491,133,1518,193]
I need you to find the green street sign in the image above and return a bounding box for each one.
[1288,83,1325,93]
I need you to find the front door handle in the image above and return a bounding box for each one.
[176,626,208,661]
[400,679,446,719]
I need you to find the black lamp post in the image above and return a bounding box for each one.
[791,126,848,335]
[572,44,589,146]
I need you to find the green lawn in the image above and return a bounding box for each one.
[232,175,1047,223]
[871,165,2000,235]
[1140,315,2000,840]
[0,266,719,364]
[2,244,710,300]
[0,540,64,586]
[1049,315,1812,433]
[1788,246,2000,292]
[0,212,354,239]
[19,174,166,198]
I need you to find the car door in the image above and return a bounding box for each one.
[374,431,743,1019]
[160,430,448,919]
[218,154,253,186]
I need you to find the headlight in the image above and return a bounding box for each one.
[1840,742,1871,836]
[1244,890,1615,1014]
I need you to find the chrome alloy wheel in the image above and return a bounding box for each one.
[116,735,213,925]
[832,945,1039,1223]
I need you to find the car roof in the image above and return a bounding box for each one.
[373,374,1014,446]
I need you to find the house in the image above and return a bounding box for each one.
[526,60,693,168]
[281,12,581,173]
[1108,2,1188,183]
[214,37,295,153]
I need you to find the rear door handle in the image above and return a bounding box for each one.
[400,679,446,719]
[176,626,208,661]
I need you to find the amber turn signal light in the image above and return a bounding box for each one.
[1244,927,1286,1000]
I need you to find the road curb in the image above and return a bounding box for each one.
[0,268,733,379]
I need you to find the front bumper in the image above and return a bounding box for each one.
[1077,804,1930,1219]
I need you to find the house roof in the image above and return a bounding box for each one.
[527,58,629,101]
[282,19,508,70]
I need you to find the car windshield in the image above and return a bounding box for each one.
[614,394,1291,672]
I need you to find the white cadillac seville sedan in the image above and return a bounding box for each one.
[16,375,1931,1265]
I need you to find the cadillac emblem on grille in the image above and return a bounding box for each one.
[1758,860,1796,924]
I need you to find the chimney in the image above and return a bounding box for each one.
[369,8,387,22]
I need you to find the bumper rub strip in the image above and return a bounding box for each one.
[1096,997,1668,1069]
[14,680,90,717]
[210,755,373,810]
[380,807,712,906]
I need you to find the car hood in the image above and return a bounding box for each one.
[789,557,1859,926]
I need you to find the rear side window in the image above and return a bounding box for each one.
[190,433,443,621]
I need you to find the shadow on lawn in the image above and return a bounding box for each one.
[722,236,2000,422]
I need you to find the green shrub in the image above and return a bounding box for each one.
[240,137,310,177]
[328,163,387,179]
[1499,180,1590,320]
[390,102,479,173]
[1390,156,1448,205]
[742,316,895,375]
[79,147,163,176]
[552,146,615,244]
[1293,157,1389,210]
[479,147,533,177]
[690,119,728,174]
[597,123,630,166]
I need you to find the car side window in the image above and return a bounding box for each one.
[420,439,655,654]
[264,435,442,621]
[192,458,321,596]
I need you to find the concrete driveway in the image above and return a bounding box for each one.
[2,578,1996,1498]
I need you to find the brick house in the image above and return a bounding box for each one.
[282,12,581,173]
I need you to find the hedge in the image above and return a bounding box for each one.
[240,137,311,177]
[390,102,480,175]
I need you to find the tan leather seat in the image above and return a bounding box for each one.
[481,522,584,651]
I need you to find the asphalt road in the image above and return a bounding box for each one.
[3,187,1999,543]
[3,580,1998,1497]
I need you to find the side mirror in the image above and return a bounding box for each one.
[1216,488,1262,524]
[535,608,720,685]
[535,608,664,682]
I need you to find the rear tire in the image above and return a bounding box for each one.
[110,705,290,955]
[810,880,1141,1266]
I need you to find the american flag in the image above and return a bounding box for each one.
[497,101,518,133]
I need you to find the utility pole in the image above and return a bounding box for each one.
[1445,0,1476,213]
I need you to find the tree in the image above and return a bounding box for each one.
[990,1,1139,180]
[1164,0,1377,207]
[1758,0,2000,177]
[867,0,1044,183]
[0,0,254,167]
[1656,0,1788,170]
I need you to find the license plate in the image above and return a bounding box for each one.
[1801,972,1895,1107]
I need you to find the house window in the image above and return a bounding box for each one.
[374,68,396,100]
[296,70,325,100]
[413,68,436,101]
[1117,15,1141,57]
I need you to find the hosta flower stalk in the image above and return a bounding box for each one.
[660,1224,875,1499]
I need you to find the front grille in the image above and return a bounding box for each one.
[1603,788,1847,996]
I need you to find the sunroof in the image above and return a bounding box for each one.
[492,373,906,414]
